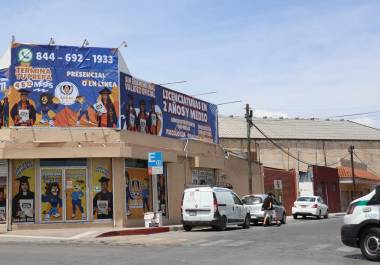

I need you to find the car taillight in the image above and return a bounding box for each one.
[311,204,318,208]
[346,204,356,215]
[213,193,218,213]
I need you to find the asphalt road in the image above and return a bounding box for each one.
[0,216,372,265]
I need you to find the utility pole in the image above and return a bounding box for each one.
[245,104,253,194]
[349,145,356,199]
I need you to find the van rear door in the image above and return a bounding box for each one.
[183,189,213,220]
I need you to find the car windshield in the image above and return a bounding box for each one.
[297,197,316,202]
[243,196,263,205]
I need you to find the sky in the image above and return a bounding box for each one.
[1,0,379,128]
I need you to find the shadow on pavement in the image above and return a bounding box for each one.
[344,254,366,261]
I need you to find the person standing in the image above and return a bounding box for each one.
[262,192,281,227]
[137,99,148,133]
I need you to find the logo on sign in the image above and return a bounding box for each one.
[18,48,33,63]
[55,81,79,105]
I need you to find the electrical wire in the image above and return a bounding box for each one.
[353,151,380,176]
[250,119,349,167]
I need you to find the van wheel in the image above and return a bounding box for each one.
[183,225,192,232]
[324,211,329,219]
[293,214,298,219]
[217,216,227,231]
[360,227,380,261]
[316,211,321,219]
[242,215,250,229]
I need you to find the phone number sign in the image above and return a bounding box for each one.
[11,43,118,71]
[148,152,163,175]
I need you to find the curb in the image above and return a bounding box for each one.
[97,227,170,238]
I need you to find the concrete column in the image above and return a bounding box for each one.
[112,158,126,228]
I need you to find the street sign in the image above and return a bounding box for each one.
[274,179,283,190]
[148,152,163,175]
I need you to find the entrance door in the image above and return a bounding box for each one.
[40,167,87,223]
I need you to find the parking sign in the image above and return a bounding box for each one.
[148,152,163,175]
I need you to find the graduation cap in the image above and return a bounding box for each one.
[99,88,112,95]
[98,176,110,183]
[16,175,31,183]
[17,89,31,95]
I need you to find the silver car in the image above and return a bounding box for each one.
[242,194,286,225]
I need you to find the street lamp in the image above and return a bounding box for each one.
[158,81,187,86]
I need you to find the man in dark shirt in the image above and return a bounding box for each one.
[262,192,281,226]
[93,176,113,219]
[12,176,35,222]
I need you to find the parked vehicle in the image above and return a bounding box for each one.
[292,196,329,219]
[181,186,250,231]
[242,194,286,225]
[341,186,380,261]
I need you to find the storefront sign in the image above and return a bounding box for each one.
[120,73,218,143]
[148,151,163,175]
[7,43,119,127]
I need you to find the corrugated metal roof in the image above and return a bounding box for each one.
[338,166,380,182]
[218,116,380,140]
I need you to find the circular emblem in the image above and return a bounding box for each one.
[55,81,79,105]
[18,48,33,63]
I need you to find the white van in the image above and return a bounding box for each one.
[181,186,251,231]
[341,186,380,261]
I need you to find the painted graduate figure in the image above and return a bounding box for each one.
[148,98,158,135]
[10,89,36,126]
[96,88,117,128]
[137,99,148,133]
[12,176,35,222]
[93,176,113,219]
[125,95,137,131]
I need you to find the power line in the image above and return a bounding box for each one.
[353,151,380,176]
[250,120,348,167]
[324,110,380,119]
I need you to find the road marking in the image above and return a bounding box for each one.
[223,240,253,247]
[308,243,333,251]
[199,239,233,246]
[336,246,356,253]
[186,239,210,245]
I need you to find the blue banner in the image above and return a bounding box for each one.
[0,68,8,100]
[8,43,119,127]
[120,73,218,143]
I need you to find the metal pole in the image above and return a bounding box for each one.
[152,174,158,213]
[246,104,253,194]
[349,145,356,199]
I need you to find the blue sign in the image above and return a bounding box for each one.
[148,152,163,168]
[120,73,218,143]
[8,43,119,127]
[0,68,8,100]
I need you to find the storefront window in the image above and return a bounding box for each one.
[0,160,8,224]
[192,168,215,185]
[12,160,35,223]
[41,168,63,222]
[65,168,87,221]
[92,159,113,220]
[125,159,167,218]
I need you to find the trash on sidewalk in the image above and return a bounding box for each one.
[144,212,162,228]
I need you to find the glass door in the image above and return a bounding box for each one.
[65,168,87,221]
[41,168,64,223]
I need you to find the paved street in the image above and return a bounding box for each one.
[0,216,372,265]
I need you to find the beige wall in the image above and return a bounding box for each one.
[221,138,380,174]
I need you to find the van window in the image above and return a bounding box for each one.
[215,191,234,205]
[232,194,243,205]
[244,196,262,205]
[183,190,213,208]
[297,197,316,202]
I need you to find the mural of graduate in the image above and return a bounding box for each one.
[125,95,137,131]
[10,89,36,126]
[93,176,113,219]
[148,98,159,135]
[12,176,35,223]
[2,97,9,128]
[36,92,60,126]
[94,88,117,128]
[137,99,148,133]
